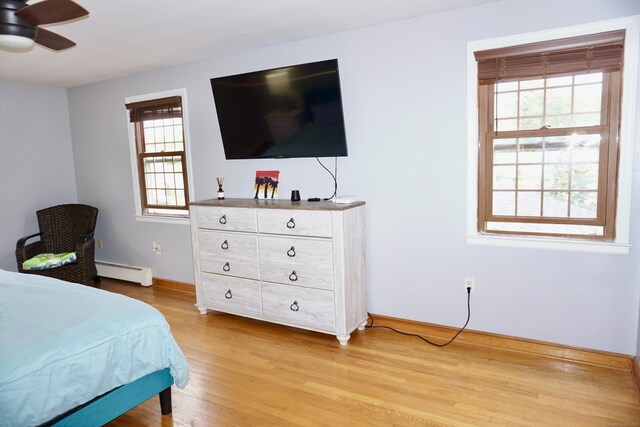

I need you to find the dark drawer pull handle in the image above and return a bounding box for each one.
[225,289,232,299]
[219,215,227,224]
[289,270,298,282]
[221,240,229,250]
[290,301,299,312]
[223,262,230,272]
[287,246,296,257]
[286,218,295,229]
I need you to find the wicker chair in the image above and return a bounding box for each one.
[16,204,100,286]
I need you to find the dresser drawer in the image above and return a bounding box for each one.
[258,209,332,237]
[259,236,333,290]
[195,206,257,232]
[198,230,258,260]
[200,255,260,280]
[258,236,332,265]
[260,262,334,290]
[201,274,261,317]
[261,283,335,331]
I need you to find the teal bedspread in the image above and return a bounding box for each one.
[0,269,189,426]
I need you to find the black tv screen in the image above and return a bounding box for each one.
[210,59,348,159]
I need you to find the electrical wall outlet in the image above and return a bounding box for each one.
[97,239,103,249]
[464,277,475,293]
[152,241,162,255]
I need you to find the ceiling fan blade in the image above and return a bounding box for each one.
[35,27,76,51]
[15,0,88,26]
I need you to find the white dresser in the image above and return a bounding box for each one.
[189,198,367,345]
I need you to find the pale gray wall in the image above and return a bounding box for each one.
[0,82,78,271]
[67,0,640,354]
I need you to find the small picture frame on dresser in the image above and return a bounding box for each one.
[253,170,280,199]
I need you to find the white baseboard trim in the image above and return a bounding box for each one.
[96,261,152,287]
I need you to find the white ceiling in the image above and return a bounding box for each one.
[0,0,497,88]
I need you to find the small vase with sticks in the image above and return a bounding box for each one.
[216,177,225,200]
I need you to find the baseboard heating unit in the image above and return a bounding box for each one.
[95,261,152,287]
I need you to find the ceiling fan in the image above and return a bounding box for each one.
[0,0,88,51]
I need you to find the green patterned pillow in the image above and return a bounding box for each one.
[23,252,77,271]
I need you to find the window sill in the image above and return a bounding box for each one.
[466,234,631,254]
[134,214,190,225]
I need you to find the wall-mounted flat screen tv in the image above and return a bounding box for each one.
[210,59,348,159]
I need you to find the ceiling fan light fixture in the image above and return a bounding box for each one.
[0,33,34,50]
[0,0,88,52]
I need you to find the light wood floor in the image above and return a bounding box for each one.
[103,279,640,426]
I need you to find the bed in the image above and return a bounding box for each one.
[0,269,189,426]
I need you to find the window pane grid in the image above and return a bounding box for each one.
[142,118,184,153]
[495,73,603,131]
[141,154,187,208]
[491,133,602,221]
[139,116,188,210]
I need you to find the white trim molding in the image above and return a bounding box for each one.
[133,214,190,225]
[466,15,639,254]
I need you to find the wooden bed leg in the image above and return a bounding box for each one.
[159,387,172,415]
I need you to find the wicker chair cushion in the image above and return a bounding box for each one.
[22,253,77,271]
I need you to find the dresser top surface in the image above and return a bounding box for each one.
[190,198,365,211]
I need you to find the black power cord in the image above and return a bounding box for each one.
[366,287,472,347]
[316,157,337,201]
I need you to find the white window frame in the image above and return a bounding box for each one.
[126,88,195,225]
[466,16,639,254]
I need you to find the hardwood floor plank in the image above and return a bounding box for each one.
[100,279,640,426]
